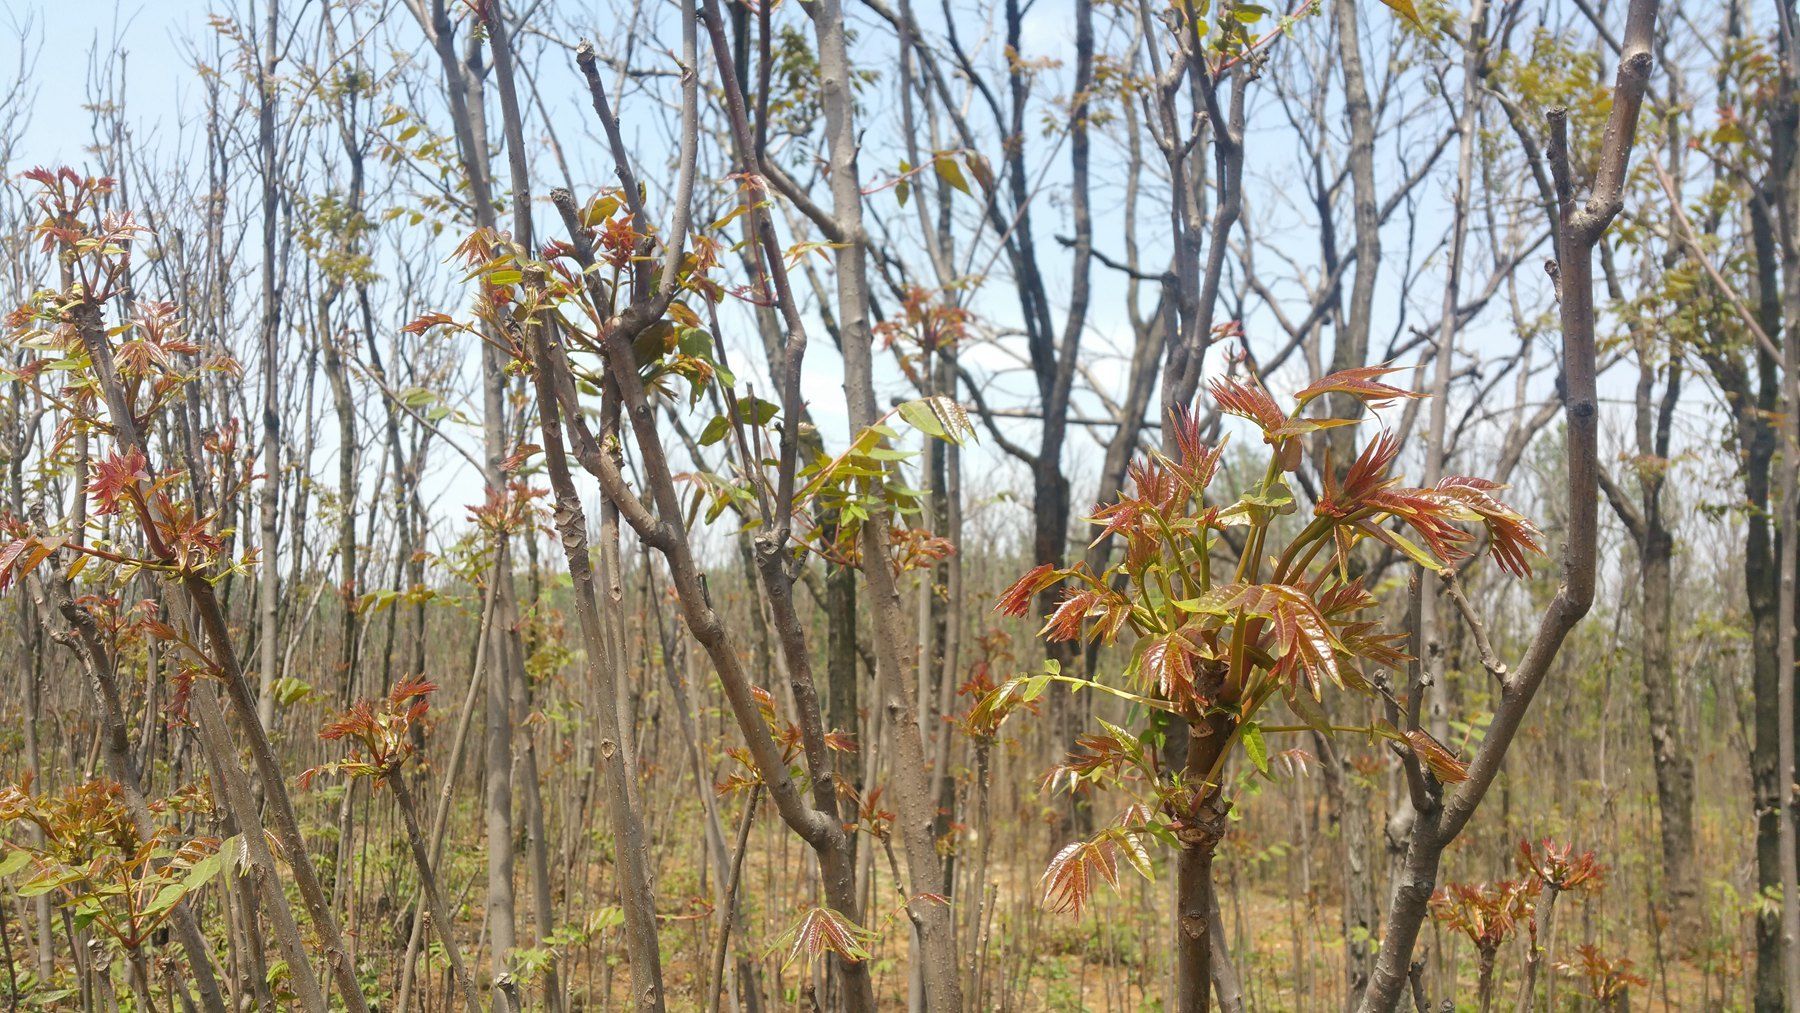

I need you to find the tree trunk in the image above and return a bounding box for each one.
[483,544,518,979]
[1514,884,1559,1013]
[1175,716,1232,1012]
[254,0,284,734]
[391,771,484,1012]
[809,0,964,998]
[1356,0,1655,999]
[190,682,327,1013]
[1738,136,1785,1013]
[529,349,667,1010]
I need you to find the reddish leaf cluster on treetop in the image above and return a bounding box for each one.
[993,366,1544,716]
[300,677,439,789]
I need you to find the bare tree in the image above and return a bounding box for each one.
[1359,0,1659,1005]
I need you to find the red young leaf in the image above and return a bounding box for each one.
[1039,586,1133,644]
[1141,628,1200,701]
[1088,495,1146,546]
[1317,432,1402,518]
[1334,622,1412,681]
[1207,375,1287,437]
[1315,577,1378,619]
[1167,403,1226,492]
[1127,459,1179,511]
[1039,825,1158,916]
[783,907,873,969]
[88,448,150,516]
[1432,476,1545,577]
[402,311,455,335]
[1517,838,1606,893]
[1405,728,1471,783]
[1039,838,1116,914]
[994,562,1060,618]
[1271,747,1317,779]
[499,443,540,473]
[1041,589,1102,642]
[311,677,440,786]
[1225,584,1341,698]
[0,537,47,595]
[1430,879,1533,953]
[1563,945,1648,1001]
[1362,487,1473,568]
[1294,365,1424,409]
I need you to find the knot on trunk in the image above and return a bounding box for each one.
[1174,790,1231,850]
[1179,910,1207,940]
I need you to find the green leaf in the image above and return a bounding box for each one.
[582,194,621,227]
[220,834,247,879]
[17,868,79,898]
[934,153,970,195]
[1241,721,1269,775]
[272,676,314,706]
[897,398,947,439]
[678,326,715,359]
[1174,585,1240,616]
[698,415,731,446]
[708,201,760,231]
[0,849,30,879]
[896,396,975,445]
[144,882,189,918]
[1021,674,1051,703]
[1361,522,1446,573]
[966,152,996,193]
[1113,829,1154,882]
[1094,717,1145,766]
[734,396,779,426]
[183,850,225,893]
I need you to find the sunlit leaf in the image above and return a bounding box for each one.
[933,153,970,195]
[781,907,873,969]
[1405,728,1470,783]
[1379,0,1426,32]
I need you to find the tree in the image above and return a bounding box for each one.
[997,368,1545,1011]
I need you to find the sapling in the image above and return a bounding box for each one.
[991,367,1545,1011]
[1561,945,1647,1012]
[303,678,484,1012]
[1430,879,1533,1011]
[1514,838,1606,1012]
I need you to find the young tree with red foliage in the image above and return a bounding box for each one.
[305,678,484,1012]
[994,366,1545,1010]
